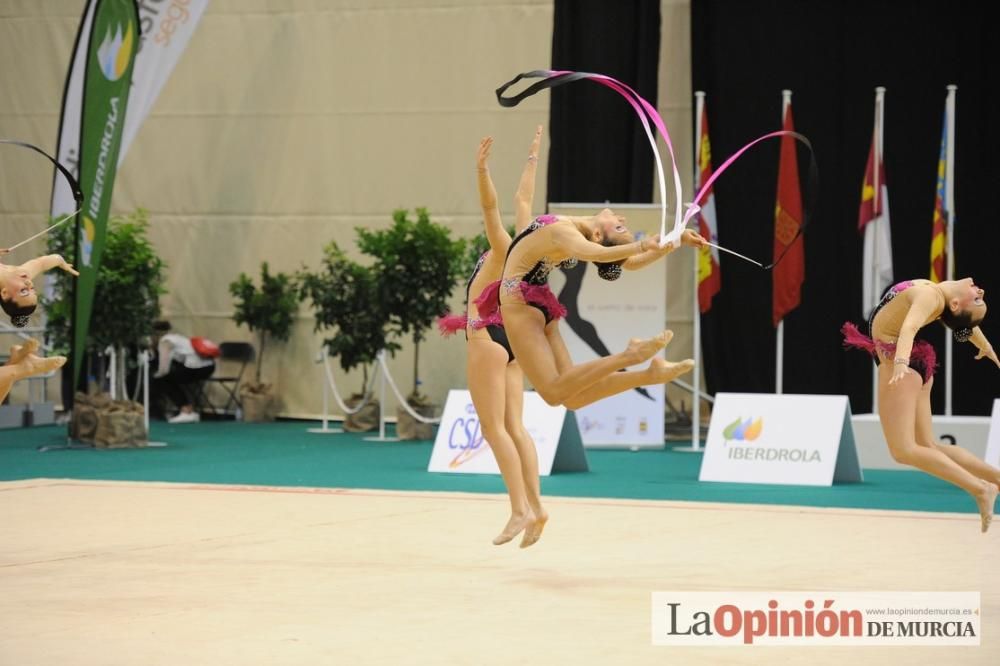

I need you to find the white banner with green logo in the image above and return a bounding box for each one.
[51,0,210,218]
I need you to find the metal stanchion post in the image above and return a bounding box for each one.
[363,350,399,442]
[308,350,343,434]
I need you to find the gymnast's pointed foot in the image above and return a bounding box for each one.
[493,510,532,545]
[20,352,66,378]
[7,338,40,365]
[647,356,696,384]
[520,509,548,549]
[626,330,672,364]
[977,481,998,534]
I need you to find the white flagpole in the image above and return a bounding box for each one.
[944,85,957,416]
[871,87,886,412]
[776,90,792,394]
[691,91,706,451]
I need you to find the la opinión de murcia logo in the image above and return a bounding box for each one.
[655,597,979,646]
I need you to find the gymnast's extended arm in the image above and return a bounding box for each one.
[20,253,79,278]
[476,137,511,255]
[514,125,543,234]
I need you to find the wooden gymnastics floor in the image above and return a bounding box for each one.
[1,478,997,665]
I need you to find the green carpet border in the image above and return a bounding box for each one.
[0,421,978,515]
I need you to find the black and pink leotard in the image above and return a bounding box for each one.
[437,250,514,363]
[473,215,575,327]
[841,280,938,383]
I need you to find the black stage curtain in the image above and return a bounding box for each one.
[546,1,662,406]
[548,0,661,203]
[692,0,998,415]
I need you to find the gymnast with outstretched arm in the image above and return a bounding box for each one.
[440,127,550,547]
[0,251,78,401]
[473,206,707,412]
[842,277,999,532]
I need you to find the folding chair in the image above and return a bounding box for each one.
[196,342,254,418]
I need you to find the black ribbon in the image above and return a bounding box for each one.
[0,138,83,208]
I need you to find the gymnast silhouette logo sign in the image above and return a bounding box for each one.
[722,417,763,445]
[446,402,489,468]
[97,21,136,81]
[579,416,604,434]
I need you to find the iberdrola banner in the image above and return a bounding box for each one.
[51,0,211,218]
[72,0,140,385]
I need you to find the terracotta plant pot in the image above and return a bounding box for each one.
[395,394,437,441]
[239,383,278,422]
[343,393,379,432]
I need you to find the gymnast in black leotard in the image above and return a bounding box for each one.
[473,205,706,420]
[473,214,575,327]
[438,130,548,548]
[841,277,999,532]
[1,251,76,402]
[448,250,513,362]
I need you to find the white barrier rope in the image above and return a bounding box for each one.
[132,350,143,403]
[376,351,441,424]
[319,348,377,415]
[104,345,117,400]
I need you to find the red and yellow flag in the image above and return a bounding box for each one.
[695,104,721,313]
[772,104,805,326]
[857,103,893,316]
[929,116,948,282]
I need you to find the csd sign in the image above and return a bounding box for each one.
[448,404,485,450]
[430,389,585,476]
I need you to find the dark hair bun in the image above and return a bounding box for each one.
[596,263,622,281]
[953,327,973,343]
[11,314,30,328]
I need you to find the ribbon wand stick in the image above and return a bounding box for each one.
[705,241,765,268]
[4,209,80,253]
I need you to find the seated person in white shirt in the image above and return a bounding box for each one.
[150,320,215,423]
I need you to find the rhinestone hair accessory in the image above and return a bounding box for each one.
[597,263,622,281]
[953,327,973,343]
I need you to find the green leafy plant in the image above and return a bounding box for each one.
[229,262,299,385]
[298,242,398,393]
[44,208,167,394]
[356,208,466,398]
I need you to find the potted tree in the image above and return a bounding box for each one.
[44,208,167,445]
[228,262,298,422]
[298,241,398,431]
[356,208,466,439]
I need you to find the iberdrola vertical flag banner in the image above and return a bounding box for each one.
[73,0,140,386]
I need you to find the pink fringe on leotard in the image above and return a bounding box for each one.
[471,280,504,328]
[840,322,938,382]
[471,279,566,329]
[517,283,568,320]
[465,216,565,330]
[437,313,469,336]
